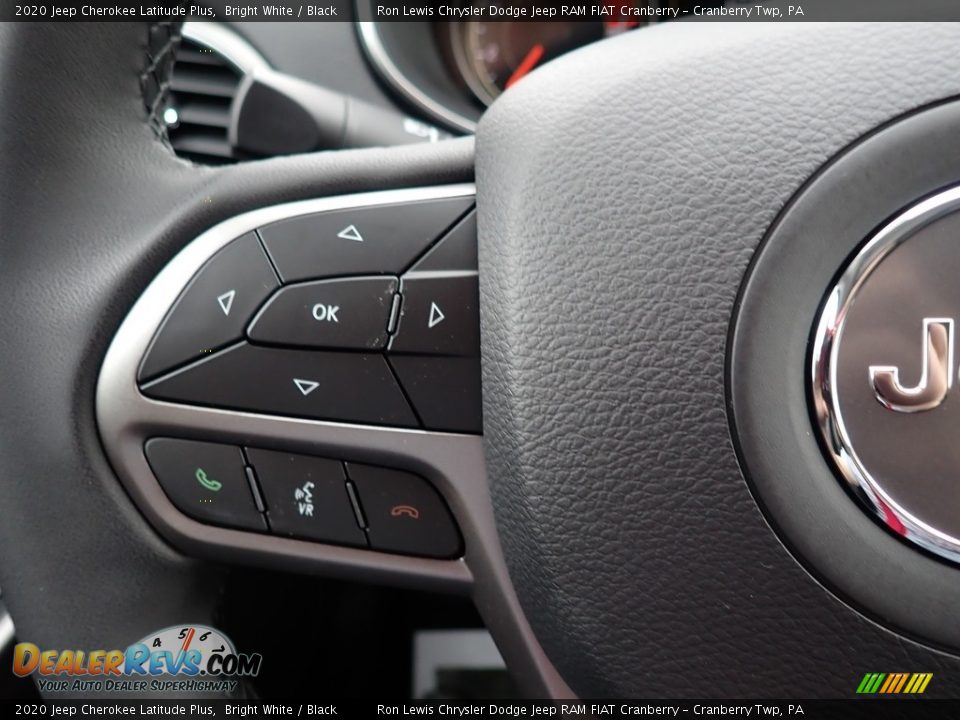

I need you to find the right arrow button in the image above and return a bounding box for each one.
[386,211,482,433]
[427,302,445,329]
[389,272,479,356]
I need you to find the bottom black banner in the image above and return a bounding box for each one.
[2,700,959,720]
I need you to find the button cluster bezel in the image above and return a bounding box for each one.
[97,185,490,590]
[97,184,568,700]
[147,436,464,559]
[137,192,479,431]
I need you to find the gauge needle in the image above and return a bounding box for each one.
[506,43,546,89]
[180,627,195,653]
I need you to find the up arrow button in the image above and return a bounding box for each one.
[256,195,474,282]
[336,224,363,242]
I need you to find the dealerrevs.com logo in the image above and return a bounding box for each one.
[11,624,262,694]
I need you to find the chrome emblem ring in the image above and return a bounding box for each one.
[813,186,960,563]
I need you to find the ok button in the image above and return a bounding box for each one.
[247,276,398,351]
[312,304,340,322]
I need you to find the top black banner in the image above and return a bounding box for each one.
[3,699,960,720]
[7,0,960,23]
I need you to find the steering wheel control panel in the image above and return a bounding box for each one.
[137,195,480,434]
[98,186,485,592]
[144,438,462,558]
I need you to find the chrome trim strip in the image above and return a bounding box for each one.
[812,185,960,562]
[0,604,14,655]
[355,19,478,134]
[448,21,497,108]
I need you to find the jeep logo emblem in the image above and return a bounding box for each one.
[812,187,960,564]
[870,318,954,412]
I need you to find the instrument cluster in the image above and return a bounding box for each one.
[356,2,693,132]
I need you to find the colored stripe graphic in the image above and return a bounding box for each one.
[912,673,931,694]
[904,674,919,694]
[879,674,896,693]
[857,672,932,694]
[893,673,909,693]
[856,673,877,694]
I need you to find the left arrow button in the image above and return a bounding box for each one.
[139,232,279,382]
[217,289,237,316]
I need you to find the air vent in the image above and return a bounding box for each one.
[166,36,243,163]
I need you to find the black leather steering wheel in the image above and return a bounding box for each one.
[5,21,960,699]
